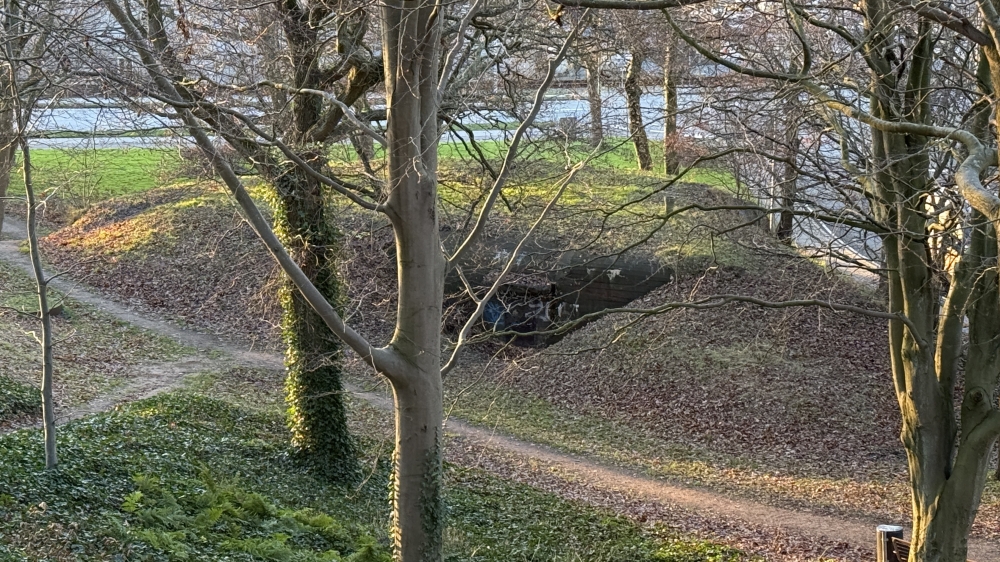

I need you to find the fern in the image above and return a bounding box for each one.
[135,528,191,560]
[121,467,388,560]
[121,490,144,513]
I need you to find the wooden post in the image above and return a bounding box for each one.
[877,524,904,562]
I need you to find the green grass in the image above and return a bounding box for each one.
[8,148,183,207]
[0,286,64,316]
[329,134,736,190]
[0,392,755,561]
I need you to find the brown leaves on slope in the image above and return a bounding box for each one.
[40,185,401,351]
[42,185,282,349]
[506,252,901,480]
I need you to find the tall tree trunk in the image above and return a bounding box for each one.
[663,42,679,176]
[859,11,1000,559]
[0,99,13,236]
[625,49,652,171]
[382,1,445,559]
[271,164,358,481]
[775,115,799,244]
[21,138,56,469]
[908,214,1000,562]
[584,57,603,147]
[0,140,12,236]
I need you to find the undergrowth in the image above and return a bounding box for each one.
[0,392,755,561]
[0,393,389,560]
[0,375,40,423]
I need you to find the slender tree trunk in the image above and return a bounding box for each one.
[0,140,12,236]
[625,49,652,171]
[21,139,56,469]
[775,117,799,244]
[0,102,14,236]
[584,57,603,147]
[382,1,445,559]
[663,42,679,176]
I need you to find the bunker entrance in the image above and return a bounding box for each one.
[447,238,674,346]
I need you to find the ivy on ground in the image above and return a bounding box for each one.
[0,375,40,423]
[0,393,387,560]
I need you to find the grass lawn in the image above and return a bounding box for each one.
[4,140,735,218]
[7,148,184,209]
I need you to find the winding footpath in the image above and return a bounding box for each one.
[2,221,998,561]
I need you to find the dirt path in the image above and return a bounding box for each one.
[3,221,999,561]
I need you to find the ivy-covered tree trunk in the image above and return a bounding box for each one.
[625,49,652,171]
[271,164,358,481]
[267,0,377,481]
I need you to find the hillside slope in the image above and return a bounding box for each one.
[500,253,896,478]
[40,180,897,479]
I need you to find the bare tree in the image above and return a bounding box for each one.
[90,0,597,559]
[655,0,1000,559]
[1,0,57,235]
[1,0,65,469]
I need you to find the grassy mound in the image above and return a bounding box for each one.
[43,184,281,348]
[0,392,753,561]
[445,223,894,454]
[437,201,906,524]
[502,255,895,477]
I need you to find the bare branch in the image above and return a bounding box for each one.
[552,0,708,9]
[447,10,590,267]
[495,294,930,351]
[101,0,404,380]
[442,156,592,376]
